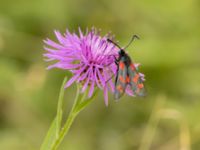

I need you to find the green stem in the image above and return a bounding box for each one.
[52,112,78,150]
[56,77,68,138]
[51,85,82,150]
[51,85,96,150]
[40,78,97,150]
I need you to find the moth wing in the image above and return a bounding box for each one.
[128,63,146,96]
[114,61,128,99]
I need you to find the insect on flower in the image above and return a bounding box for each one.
[44,27,145,105]
[107,35,146,99]
[43,28,120,106]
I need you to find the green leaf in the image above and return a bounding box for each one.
[56,77,68,137]
[40,77,67,150]
[40,119,57,150]
[50,84,83,150]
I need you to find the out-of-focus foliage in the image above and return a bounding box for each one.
[0,0,200,149]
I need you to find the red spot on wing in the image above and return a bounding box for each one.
[137,83,144,89]
[130,64,135,71]
[119,61,125,70]
[119,75,126,83]
[116,85,123,93]
[132,74,139,83]
[126,76,130,83]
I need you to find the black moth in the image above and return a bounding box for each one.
[107,35,146,99]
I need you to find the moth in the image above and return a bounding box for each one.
[107,35,146,99]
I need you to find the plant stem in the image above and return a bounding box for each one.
[52,111,78,150]
[51,85,81,150]
[51,85,97,150]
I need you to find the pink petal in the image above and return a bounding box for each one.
[78,69,90,82]
[44,39,65,49]
[54,30,67,45]
[108,79,115,93]
[88,80,95,98]
[96,69,106,87]
[81,75,90,93]
[65,73,81,88]
[104,84,109,106]
[78,27,84,39]
[94,69,102,89]
[81,67,92,93]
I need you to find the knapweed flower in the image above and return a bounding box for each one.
[43,28,144,105]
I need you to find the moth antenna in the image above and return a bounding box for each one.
[107,39,122,50]
[124,35,140,49]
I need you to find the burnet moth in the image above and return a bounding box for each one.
[107,35,146,99]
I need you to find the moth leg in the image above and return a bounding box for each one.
[114,66,119,85]
[113,55,119,65]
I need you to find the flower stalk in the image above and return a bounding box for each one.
[40,78,98,150]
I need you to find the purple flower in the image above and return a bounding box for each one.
[43,28,144,105]
[44,28,117,105]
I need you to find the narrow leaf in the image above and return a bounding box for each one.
[56,77,68,137]
[50,84,83,149]
[40,119,57,150]
[40,77,67,150]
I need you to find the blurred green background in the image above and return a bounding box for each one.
[0,0,200,149]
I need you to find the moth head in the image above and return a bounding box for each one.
[119,49,125,56]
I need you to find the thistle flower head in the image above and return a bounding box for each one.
[44,28,118,105]
[44,28,144,105]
